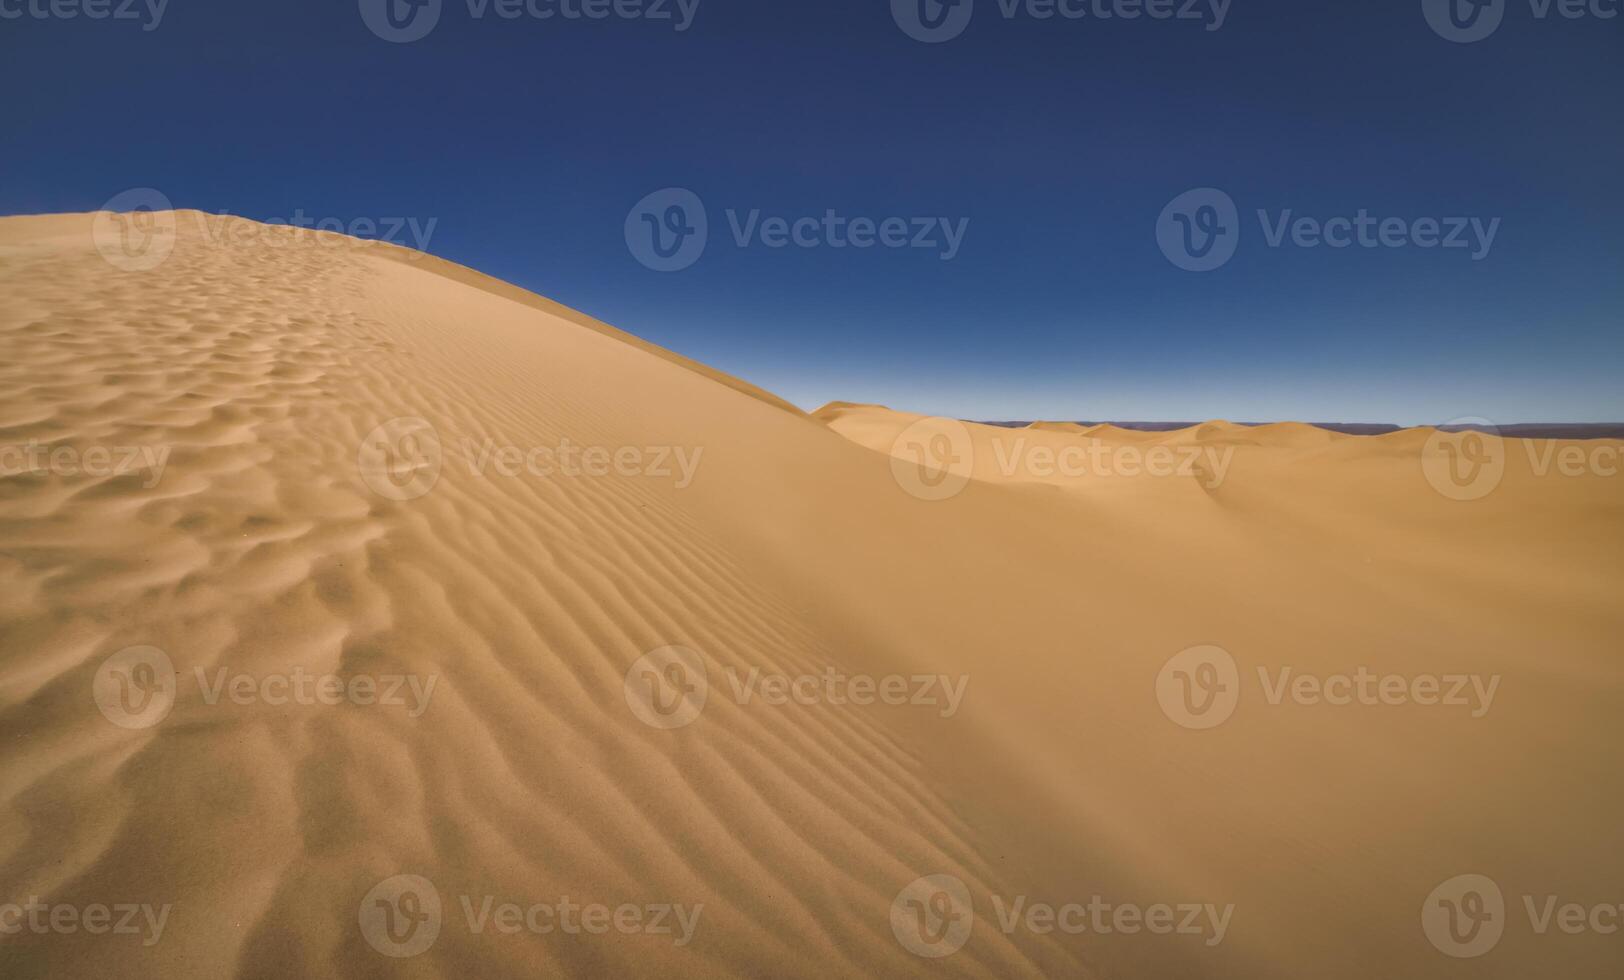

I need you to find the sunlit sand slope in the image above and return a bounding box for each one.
[1,213,1620,979]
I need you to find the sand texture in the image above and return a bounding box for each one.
[1,212,1620,979]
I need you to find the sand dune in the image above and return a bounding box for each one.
[1,212,1620,979]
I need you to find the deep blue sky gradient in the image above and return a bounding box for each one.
[2,0,1620,422]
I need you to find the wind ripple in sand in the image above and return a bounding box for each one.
[4,213,1621,980]
[0,214,1084,979]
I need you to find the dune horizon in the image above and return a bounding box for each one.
[2,210,1621,979]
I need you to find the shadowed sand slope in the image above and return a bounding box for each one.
[1,213,1621,979]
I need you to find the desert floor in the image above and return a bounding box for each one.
[1,212,1620,978]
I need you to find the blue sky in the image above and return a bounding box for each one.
[2,0,1620,422]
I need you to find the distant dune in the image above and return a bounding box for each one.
[979,419,1624,439]
[2,213,1620,979]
